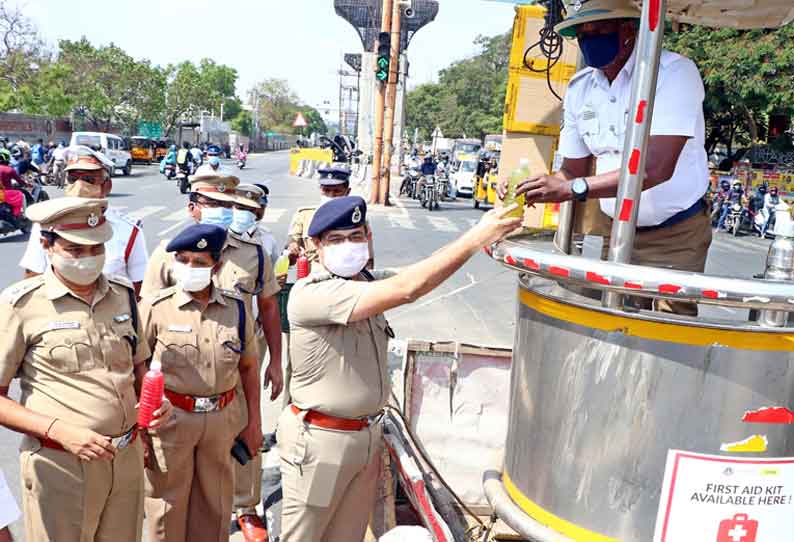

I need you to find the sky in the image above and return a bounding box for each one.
[22,0,517,119]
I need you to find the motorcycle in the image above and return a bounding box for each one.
[420,175,440,211]
[0,180,49,236]
[754,201,790,238]
[50,159,66,188]
[162,162,176,180]
[437,172,452,201]
[723,202,747,237]
[400,168,422,199]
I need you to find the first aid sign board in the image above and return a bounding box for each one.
[654,450,794,541]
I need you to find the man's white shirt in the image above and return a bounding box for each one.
[19,207,149,282]
[559,49,709,227]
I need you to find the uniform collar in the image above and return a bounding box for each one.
[43,267,110,302]
[225,231,243,249]
[593,48,638,90]
[173,284,227,308]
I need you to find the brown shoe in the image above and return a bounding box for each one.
[237,514,268,542]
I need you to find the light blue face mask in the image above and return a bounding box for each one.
[200,206,233,229]
[230,208,257,233]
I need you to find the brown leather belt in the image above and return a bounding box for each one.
[40,425,138,452]
[165,388,236,413]
[291,404,371,432]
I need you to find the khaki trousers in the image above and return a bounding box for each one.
[145,398,243,542]
[277,407,383,542]
[20,434,144,542]
[631,208,713,316]
[233,334,267,516]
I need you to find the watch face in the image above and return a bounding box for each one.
[572,178,588,196]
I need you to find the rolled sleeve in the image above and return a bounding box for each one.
[650,58,704,138]
[558,86,591,160]
[0,306,26,387]
[288,279,369,327]
[18,223,47,274]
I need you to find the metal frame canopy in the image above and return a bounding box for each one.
[334,0,439,51]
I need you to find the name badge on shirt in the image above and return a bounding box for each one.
[47,321,81,331]
[167,324,192,333]
[113,314,131,323]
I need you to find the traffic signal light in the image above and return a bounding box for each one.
[376,32,390,83]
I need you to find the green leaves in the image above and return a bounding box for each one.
[248,78,327,136]
[406,31,511,141]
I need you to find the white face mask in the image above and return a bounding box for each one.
[51,253,105,285]
[230,208,257,234]
[173,261,213,292]
[319,195,334,205]
[322,241,369,278]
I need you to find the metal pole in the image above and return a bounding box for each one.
[555,52,586,255]
[370,0,393,205]
[603,0,667,309]
[380,0,402,205]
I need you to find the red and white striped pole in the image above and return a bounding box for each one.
[604,0,667,310]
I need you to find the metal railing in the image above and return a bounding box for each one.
[489,239,794,315]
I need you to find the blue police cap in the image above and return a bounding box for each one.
[318,164,352,186]
[308,196,367,238]
[166,224,227,253]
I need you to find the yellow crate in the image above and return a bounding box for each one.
[504,69,563,135]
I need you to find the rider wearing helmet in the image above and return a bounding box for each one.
[761,186,782,237]
[0,148,31,217]
[717,181,745,230]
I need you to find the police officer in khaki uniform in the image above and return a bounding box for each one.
[0,197,171,542]
[287,165,374,269]
[141,172,282,541]
[281,197,520,542]
[139,224,261,542]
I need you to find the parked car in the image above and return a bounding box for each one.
[452,157,478,197]
[70,132,132,176]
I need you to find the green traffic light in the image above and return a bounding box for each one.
[376,70,388,81]
[377,57,389,69]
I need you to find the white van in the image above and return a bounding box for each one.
[453,157,478,197]
[70,132,132,176]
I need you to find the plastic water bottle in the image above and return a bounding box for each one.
[503,158,529,219]
[297,255,311,279]
[274,250,290,277]
[138,360,164,429]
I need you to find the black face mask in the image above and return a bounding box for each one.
[578,32,621,68]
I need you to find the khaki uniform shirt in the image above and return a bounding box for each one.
[288,206,375,264]
[0,271,150,436]
[139,286,258,397]
[287,272,391,418]
[141,231,280,302]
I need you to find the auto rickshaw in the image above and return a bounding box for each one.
[472,150,500,209]
[130,136,154,164]
[154,139,172,162]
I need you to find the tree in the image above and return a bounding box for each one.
[665,24,794,155]
[299,107,327,136]
[406,31,511,141]
[57,38,165,132]
[230,110,253,136]
[249,78,300,132]
[0,2,46,94]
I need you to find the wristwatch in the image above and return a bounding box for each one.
[571,177,589,202]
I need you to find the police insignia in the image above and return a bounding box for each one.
[197,238,208,249]
[246,192,253,199]
[352,206,362,224]
[573,0,583,11]
[218,184,226,193]
[87,213,100,227]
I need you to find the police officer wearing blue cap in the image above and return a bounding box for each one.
[280,197,522,542]
[287,164,375,268]
[138,224,261,542]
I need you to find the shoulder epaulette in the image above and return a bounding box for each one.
[218,288,243,301]
[1,276,45,306]
[150,286,178,305]
[107,274,134,290]
[568,67,595,88]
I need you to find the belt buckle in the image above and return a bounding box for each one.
[114,429,134,450]
[194,396,219,413]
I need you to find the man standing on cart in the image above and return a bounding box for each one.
[500,0,712,315]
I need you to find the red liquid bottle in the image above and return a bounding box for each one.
[297,255,311,279]
[138,360,164,429]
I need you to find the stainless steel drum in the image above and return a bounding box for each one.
[492,275,794,541]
